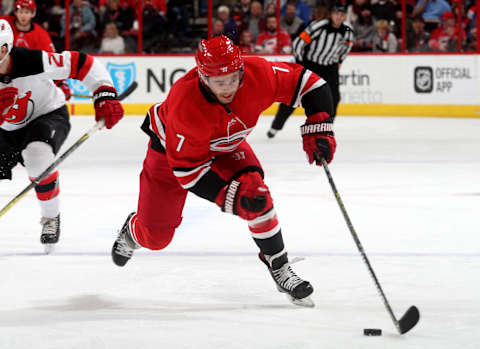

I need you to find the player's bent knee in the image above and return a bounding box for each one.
[21,141,54,177]
[133,219,176,250]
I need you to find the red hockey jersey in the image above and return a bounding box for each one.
[145,56,325,191]
[1,15,55,52]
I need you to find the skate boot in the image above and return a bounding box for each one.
[40,214,60,254]
[112,212,140,267]
[259,251,315,307]
[266,128,278,139]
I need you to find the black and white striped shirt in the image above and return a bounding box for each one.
[293,19,354,66]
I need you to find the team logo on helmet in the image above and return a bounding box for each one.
[196,35,243,78]
[15,0,36,12]
[15,0,37,12]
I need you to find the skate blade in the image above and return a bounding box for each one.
[286,294,315,308]
[43,244,55,254]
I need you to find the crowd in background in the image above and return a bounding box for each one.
[0,0,477,53]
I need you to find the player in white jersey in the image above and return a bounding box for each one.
[0,19,124,252]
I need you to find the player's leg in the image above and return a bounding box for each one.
[112,145,188,266]
[267,103,295,138]
[21,106,70,247]
[322,65,340,118]
[213,142,314,306]
[0,129,22,181]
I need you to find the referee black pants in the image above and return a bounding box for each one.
[271,63,340,132]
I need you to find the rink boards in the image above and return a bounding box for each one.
[67,54,480,118]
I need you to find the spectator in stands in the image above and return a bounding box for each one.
[61,0,97,51]
[281,0,305,39]
[280,0,310,24]
[352,4,376,51]
[465,4,477,51]
[346,0,370,26]
[265,2,276,17]
[391,3,414,49]
[212,18,225,37]
[371,0,396,22]
[466,23,477,51]
[313,1,329,21]
[412,0,452,32]
[232,2,243,18]
[428,10,466,52]
[256,14,293,53]
[99,21,125,53]
[1,0,52,51]
[239,29,256,53]
[239,0,251,17]
[371,19,398,52]
[166,0,191,38]
[34,0,64,50]
[217,5,239,44]
[407,15,430,51]
[142,0,165,52]
[1,0,14,15]
[101,0,134,34]
[244,1,265,42]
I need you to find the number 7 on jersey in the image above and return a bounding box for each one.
[176,134,185,152]
[272,66,290,74]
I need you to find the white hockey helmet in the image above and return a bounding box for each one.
[0,19,13,65]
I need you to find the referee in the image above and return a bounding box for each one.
[267,1,354,138]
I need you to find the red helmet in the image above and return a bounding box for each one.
[15,0,36,12]
[195,35,243,78]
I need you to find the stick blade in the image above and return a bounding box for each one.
[398,305,420,334]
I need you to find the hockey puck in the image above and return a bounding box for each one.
[363,328,382,336]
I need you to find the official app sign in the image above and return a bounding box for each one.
[414,66,433,93]
[414,65,473,94]
[408,56,478,104]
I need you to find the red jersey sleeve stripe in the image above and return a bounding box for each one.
[68,52,94,80]
[293,70,326,107]
[173,161,213,189]
[148,104,165,140]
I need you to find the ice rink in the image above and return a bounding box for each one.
[1,114,479,349]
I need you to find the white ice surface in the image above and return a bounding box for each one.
[1,115,479,349]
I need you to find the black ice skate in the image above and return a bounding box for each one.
[40,214,60,254]
[112,212,139,267]
[266,128,278,139]
[259,251,315,308]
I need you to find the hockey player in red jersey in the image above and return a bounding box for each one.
[112,35,336,307]
[0,19,124,253]
[0,0,71,100]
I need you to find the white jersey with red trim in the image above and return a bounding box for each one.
[145,56,325,190]
[0,47,113,131]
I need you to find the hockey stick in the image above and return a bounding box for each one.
[319,157,420,335]
[0,120,105,219]
[71,81,138,101]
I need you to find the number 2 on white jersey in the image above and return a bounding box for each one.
[176,134,185,152]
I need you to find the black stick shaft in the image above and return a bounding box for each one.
[0,120,104,219]
[320,157,402,334]
[71,81,137,101]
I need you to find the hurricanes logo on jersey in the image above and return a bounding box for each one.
[210,116,252,153]
[4,91,34,125]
